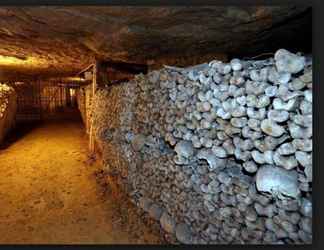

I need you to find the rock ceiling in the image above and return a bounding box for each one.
[0,6,311,80]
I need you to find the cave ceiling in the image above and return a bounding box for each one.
[0,6,311,80]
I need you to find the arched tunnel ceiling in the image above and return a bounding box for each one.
[0,6,311,80]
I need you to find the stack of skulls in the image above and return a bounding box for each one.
[0,83,14,119]
[94,49,312,244]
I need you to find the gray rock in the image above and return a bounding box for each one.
[304,165,312,182]
[226,165,242,178]
[304,90,312,103]
[234,148,251,161]
[230,117,247,128]
[300,217,312,234]
[243,161,258,173]
[256,165,300,198]
[288,78,306,91]
[148,203,163,220]
[249,69,260,81]
[277,72,291,84]
[236,95,247,106]
[300,100,312,115]
[257,95,271,108]
[277,142,296,155]
[251,150,266,164]
[280,220,296,233]
[217,172,232,185]
[265,218,280,232]
[301,198,312,218]
[175,140,194,158]
[280,90,303,102]
[274,49,306,74]
[292,114,312,127]
[295,151,312,167]
[278,211,301,225]
[216,108,231,119]
[288,122,312,139]
[211,146,227,158]
[300,69,312,83]
[139,197,153,212]
[248,118,261,131]
[267,110,289,123]
[292,139,312,152]
[231,106,246,117]
[247,107,266,120]
[273,151,298,170]
[160,212,176,234]
[131,134,147,151]
[298,230,312,243]
[275,199,300,212]
[265,86,278,97]
[175,223,192,244]
[254,203,277,217]
[219,207,232,217]
[275,228,289,239]
[273,98,298,111]
[222,139,235,155]
[264,151,274,164]
[197,149,226,170]
[207,180,220,194]
[245,206,257,222]
[246,94,258,107]
[261,119,285,137]
[230,58,243,71]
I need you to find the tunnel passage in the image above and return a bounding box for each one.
[0,66,163,244]
[0,5,312,246]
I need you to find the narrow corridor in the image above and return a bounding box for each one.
[0,120,161,244]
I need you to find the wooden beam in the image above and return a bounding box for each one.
[96,59,148,86]
[88,60,97,153]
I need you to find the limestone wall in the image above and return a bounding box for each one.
[0,84,17,145]
[91,49,312,244]
[76,85,92,133]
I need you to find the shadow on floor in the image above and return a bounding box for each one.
[0,121,44,150]
[0,108,84,150]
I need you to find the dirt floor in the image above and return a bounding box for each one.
[0,117,163,244]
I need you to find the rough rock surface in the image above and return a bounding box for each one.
[87,49,312,244]
[0,83,17,144]
[0,6,311,79]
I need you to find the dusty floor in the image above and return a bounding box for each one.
[0,118,163,244]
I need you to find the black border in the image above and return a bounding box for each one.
[0,1,321,250]
[0,0,316,6]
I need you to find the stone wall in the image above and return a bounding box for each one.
[91,49,312,244]
[0,83,17,145]
[76,85,92,134]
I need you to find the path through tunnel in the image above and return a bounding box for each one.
[0,66,162,244]
[0,5,312,245]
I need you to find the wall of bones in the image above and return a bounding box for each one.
[83,49,312,244]
[0,83,17,145]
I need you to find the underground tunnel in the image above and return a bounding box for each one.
[0,6,312,245]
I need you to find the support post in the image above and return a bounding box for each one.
[88,60,97,153]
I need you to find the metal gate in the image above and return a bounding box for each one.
[13,81,42,122]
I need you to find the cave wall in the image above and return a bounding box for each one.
[76,85,92,134]
[0,84,17,145]
[90,49,312,244]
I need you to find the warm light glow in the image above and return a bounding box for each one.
[0,55,48,69]
[0,55,26,65]
[84,71,92,80]
[14,82,25,85]
[70,88,76,97]
[64,77,86,82]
